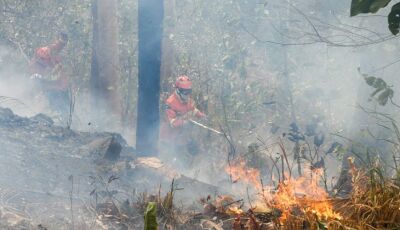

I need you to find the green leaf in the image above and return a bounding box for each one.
[144,202,158,230]
[372,78,387,89]
[371,87,384,97]
[351,0,392,16]
[377,88,394,105]
[388,2,400,35]
[364,76,376,86]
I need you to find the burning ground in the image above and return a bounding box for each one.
[0,106,399,229]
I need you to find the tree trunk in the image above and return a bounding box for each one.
[160,0,176,94]
[136,0,164,156]
[91,0,121,127]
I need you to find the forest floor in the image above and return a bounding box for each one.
[0,106,399,230]
[0,107,222,229]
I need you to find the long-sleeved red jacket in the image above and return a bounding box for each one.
[160,92,205,144]
[29,41,68,91]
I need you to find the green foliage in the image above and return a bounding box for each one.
[388,2,400,35]
[350,0,400,35]
[144,202,158,230]
[361,70,394,106]
[377,88,394,105]
[350,0,392,16]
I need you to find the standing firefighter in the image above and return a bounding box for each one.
[29,33,70,121]
[160,75,206,166]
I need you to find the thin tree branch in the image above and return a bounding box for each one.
[239,1,396,48]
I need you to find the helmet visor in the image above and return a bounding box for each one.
[177,88,192,95]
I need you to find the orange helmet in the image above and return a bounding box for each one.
[175,75,192,90]
[36,47,51,60]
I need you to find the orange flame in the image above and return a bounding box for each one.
[225,160,341,223]
[225,160,263,190]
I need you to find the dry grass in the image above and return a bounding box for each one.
[333,159,400,229]
[283,158,400,230]
[93,159,400,229]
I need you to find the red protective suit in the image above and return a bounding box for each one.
[160,91,205,145]
[29,40,68,91]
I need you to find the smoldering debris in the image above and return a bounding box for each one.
[0,106,222,229]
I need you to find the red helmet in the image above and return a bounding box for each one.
[36,47,51,60]
[175,75,192,89]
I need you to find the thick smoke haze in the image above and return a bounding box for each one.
[1,0,399,184]
[1,1,400,228]
[0,1,398,181]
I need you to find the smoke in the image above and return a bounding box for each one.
[0,44,136,147]
[1,1,400,215]
[153,0,400,196]
[0,46,47,117]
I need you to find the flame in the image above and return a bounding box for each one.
[272,169,342,221]
[226,206,244,216]
[225,160,263,190]
[225,160,341,223]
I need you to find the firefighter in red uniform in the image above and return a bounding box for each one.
[160,75,206,166]
[29,33,70,120]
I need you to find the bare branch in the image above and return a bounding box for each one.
[238,2,396,48]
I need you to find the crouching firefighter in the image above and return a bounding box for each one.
[29,32,70,122]
[159,75,206,167]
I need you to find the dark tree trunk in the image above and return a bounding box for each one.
[136,0,164,156]
[90,0,121,128]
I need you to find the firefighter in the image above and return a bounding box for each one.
[160,75,206,166]
[29,32,70,121]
